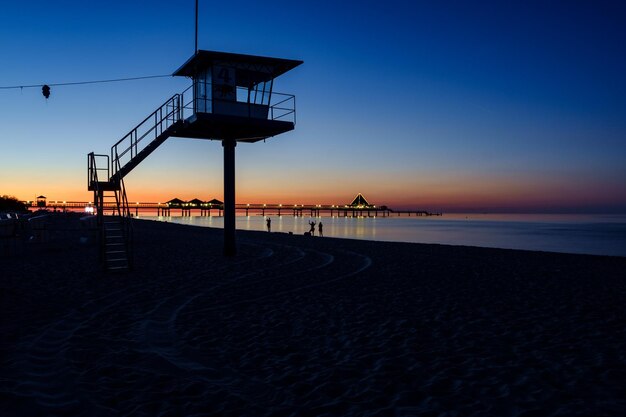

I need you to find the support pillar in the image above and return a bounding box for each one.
[96,191,104,226]
[223,139,237,256]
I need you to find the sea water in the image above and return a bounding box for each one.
[138,213,626,257]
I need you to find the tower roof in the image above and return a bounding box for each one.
[349,193,371,207]
[173,50,303,85]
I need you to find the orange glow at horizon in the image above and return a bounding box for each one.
[5,168,625,213]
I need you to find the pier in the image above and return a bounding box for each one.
[25,201,441,218]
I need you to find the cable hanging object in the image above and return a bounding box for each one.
[0,74,171,91]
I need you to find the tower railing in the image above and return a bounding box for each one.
[110,94,182,180]
[179,82,296,124]
[92,82,297,189]
[87,152,110,189]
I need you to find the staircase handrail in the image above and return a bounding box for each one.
[87,152,107,263]
[110,94,181,180]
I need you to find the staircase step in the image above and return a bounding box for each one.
[107,258,128,263]
[107,266,129,272]
[106,260,129,266]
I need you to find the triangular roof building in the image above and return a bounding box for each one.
[349,193,372,207]
[189,198,205,207]
[166,198,185,207]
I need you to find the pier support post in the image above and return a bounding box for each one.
[223,139,237,256]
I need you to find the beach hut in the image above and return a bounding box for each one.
[166,198,185,208]
[207,198,223,207]
[188,198,204,208]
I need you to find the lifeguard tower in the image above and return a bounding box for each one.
[88,50,302,270]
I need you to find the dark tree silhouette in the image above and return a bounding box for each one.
[0,195,28,212]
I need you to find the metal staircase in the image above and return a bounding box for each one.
[87,94,183,271]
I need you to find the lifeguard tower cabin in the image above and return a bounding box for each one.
[88,50,302,269]
[173,50,302,142]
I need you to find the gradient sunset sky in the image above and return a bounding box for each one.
[1,1,625,212]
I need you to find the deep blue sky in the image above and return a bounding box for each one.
[1,1,625,212]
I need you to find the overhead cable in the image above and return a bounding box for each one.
[0,74,171,90]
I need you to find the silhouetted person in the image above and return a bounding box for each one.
[266,217,271,232]
[318,221,323,237]
[309,220,316,236]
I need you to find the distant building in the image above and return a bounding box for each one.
[166,198,185,208]
[188,198,204,208]
[349,193,373,208]
[207,199,224,207]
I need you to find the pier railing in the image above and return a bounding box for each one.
[27,201,440,217]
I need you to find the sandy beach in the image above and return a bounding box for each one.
[2,215,626,416]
